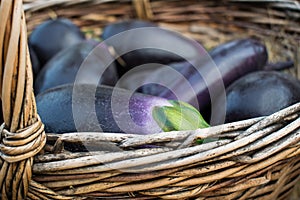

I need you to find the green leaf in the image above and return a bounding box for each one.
[152,100,210,132]
[169,100,210,129]
[152,106,174,132]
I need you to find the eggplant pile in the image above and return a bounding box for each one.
[34,40,119,94]
[29,18,85,66]
[24,18,299,147]
[117,38,268,111]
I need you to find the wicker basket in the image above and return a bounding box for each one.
[1,0,300,199]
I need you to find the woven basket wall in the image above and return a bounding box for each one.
[0,0,300,199]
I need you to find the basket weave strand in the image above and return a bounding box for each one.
[0,0,300,199]
[27,104,300,199]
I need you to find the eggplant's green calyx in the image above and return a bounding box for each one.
[152,100,210,132]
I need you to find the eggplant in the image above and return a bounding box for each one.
[29,18,85,66]
[263,60,294,71]
[102,20,158,76]
[34,40,118,94]
[103,24,206,76]
[36,84,208,135]
[102,20,157,40]
[219,71,300,123]
[117,38,268,122]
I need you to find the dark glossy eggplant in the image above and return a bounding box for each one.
[103,24,206,76]
[263,60,294,71]
[118,39,268,119]
[29,18,85,66]
[102,20,158,76]
[36,84,207,134]
[102,20,156,40]
[220,71,300,123]
[34,40,118,94]
[36,84,165,134]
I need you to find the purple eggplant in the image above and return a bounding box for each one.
[118,39,268,121]
[103,23,206,76]
[29,18,85,66]
[216,71,300,124]
[263,60,294,71]
[164,38,267,104]
[36,84,208,135]
[101,20,158,76]
[34,40,118,94]
[102,20,156,40]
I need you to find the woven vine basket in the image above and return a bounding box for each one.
[1,0,300,199]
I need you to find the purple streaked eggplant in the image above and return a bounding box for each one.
[165,38,268,109]
[217,71,300,123]
[102,23,206,76]
[34,40,118,94]
[118,39,268,119]
[36,84,208,135]
[29,18,85,66]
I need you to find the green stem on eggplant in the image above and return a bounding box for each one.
[152,100,210,144]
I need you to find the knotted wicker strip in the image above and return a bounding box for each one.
[0,0,299,199]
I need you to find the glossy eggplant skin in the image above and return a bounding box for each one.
[223,71,300,123]
[102,20,157,40]
[208,39,268,84]
[102,20,158,76]
[103,24,205,76]
[118,39,268,115]
[34,40,118,94]
[29,18,85,66]
[36,84,171,135]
